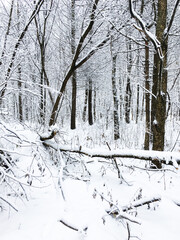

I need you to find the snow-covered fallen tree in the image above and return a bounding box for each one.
[41,138,180,168]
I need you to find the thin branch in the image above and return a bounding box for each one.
[164,0,180,39]
[59,219,88,232]
[0,196,18,212]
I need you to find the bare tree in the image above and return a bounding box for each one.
[129,0,180,167]
[0,0,45,106]
[49,0,110,126]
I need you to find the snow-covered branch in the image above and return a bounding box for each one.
[41,139,180,168]
[129,0,163,59]
[122,195,161,211]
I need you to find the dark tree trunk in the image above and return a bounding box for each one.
[125,41,132,124]
[83,85,88,122]
[111,54,120,140]
[125,78,132,124]
[71,72,77,129]
[151,0,167,168]
[136,84,140,124]
[93,87,96,122]
[18,65,23,122]
[88,78,93,125]
[144,40,150,150]
[70,0,77,129]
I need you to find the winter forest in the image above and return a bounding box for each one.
[0,0,180,239]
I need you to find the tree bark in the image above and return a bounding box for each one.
[151,0,167,168]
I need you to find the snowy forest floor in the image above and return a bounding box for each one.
[1,122,180,240]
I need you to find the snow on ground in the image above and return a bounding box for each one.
[1,123,180,240]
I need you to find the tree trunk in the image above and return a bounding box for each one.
[136,84,140,124]
[71,72,77,129]
[18,64,23,122]
[125,41,132,124]
[88,78,93,125]
[144,40,150,150]
[151,0,167,168]
[40,44,46,124]
[151,0,167,150]
[83,85,88,122]
[93,86,96,122]
[111,54,120,140]
[17,1,23,122]
[70,0,77,129]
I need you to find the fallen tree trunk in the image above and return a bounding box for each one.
[41,139,180,168]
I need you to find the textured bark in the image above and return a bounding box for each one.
[151,0,167,168]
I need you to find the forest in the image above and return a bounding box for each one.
[0,0,180,239]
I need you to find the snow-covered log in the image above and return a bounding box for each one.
[122,195,161,211]
[41,139,180,168]
[107,195,161,225]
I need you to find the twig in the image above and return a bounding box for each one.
[0,196,18,212]
[59,220,79,231]
[127,222,131,240]
[59,219,88,232]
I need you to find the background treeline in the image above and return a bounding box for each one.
[0,0,180,162]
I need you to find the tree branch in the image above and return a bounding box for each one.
[41,139,180,168]
[129,0,163,59]
[0,196,18,212]
[164,0,180,39]
[122,195,161,211]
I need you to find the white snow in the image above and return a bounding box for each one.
[1,123,180,240]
